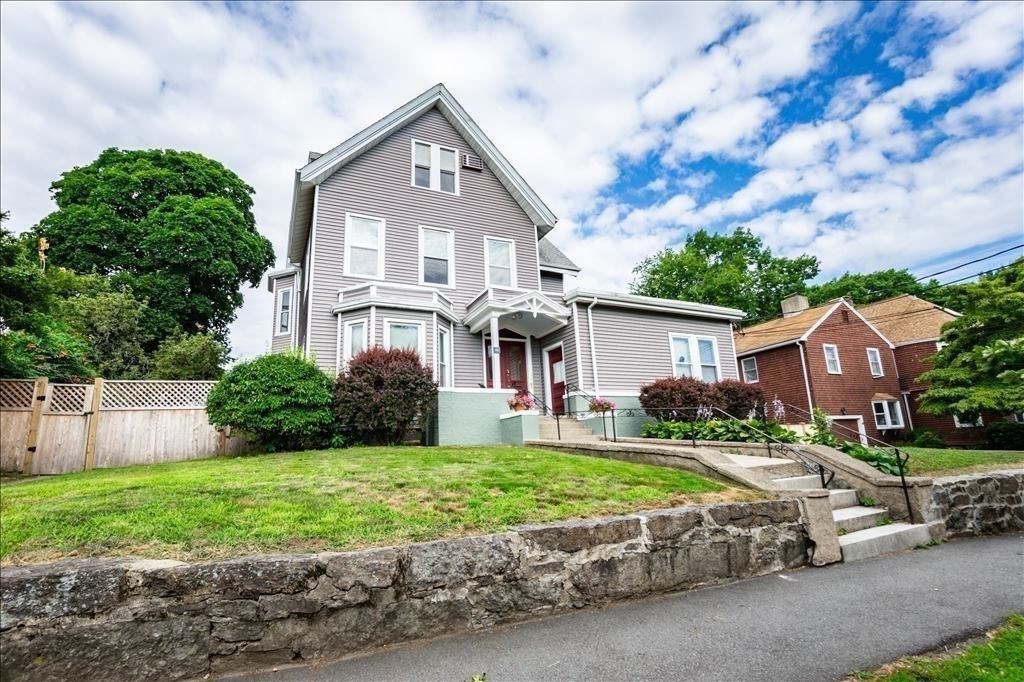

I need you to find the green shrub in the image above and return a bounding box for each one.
[714,379,765,419]
[642,418,799,444]
[333,347,437,445]
[986,421,1024,450]
[206,352,335,452]
[149,333,227,380]
[839,442,906,476]
[908,427,945,448]
[804,407,837,447]
[0,326,94,382]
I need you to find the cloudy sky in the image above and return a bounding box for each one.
[2,1,1022,359]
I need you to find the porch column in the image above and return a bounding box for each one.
[489,314,501,390]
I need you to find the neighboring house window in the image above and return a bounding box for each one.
[384,320,424,356]
[485,237,516,288]
[344,320,367,365]
[741,357,759,383]
[823,344,842,374]
[866,347,884,377]
[420,226,455,287]
[1013,413,1024,423]
[276,286,292,336]
[872,400,904,429]
[670,334,720,382]
[345,213,385,279]
[436,326,451,387]
[411,140,459,194]
[953,414,983,428]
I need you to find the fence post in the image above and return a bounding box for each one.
[23,376,48,475]
[83,378,104,471]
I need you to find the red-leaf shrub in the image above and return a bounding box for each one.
[714,379,765,419]
[333,346,437,445]
[639,375,721,420]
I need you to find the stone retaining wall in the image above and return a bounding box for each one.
[1,499,810,681]
[927,469,1024,538]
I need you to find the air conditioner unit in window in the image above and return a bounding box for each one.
[461,153,483,171]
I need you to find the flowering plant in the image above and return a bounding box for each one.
[508,390,536,411]
[588,397,615,413]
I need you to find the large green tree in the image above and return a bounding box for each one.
[631,228,820,322]
[32,148,275,344]
[805,268,942,306]
[919,260,1024,417]
[58,290,153,379]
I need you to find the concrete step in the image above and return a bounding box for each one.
[838,523,932,562]
[771,474,823,490]
[833,506,890,533]
[749,461,806,478]
[829,489,859,510]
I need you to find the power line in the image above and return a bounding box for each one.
[913,243,1023,282]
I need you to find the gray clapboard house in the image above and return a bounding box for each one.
[267,84,745,444]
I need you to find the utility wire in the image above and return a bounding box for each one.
[912,243,1023,282]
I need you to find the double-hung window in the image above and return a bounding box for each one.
[411,140,458,194]
[823,344,842,374]
[343,319,367,365]
[872,400,904,429]
[436,326,451,387]
[485,237,516,288]
[420,226,455,287]
[385,320,424,357]
[670,335,720,382]
[276,287,292,336]
[741,357,759,383]
[345,213,385,279]
[866,347,884,377]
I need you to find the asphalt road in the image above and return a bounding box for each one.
[233,534,1024,682]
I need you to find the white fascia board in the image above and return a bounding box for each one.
[801,300,895,348]
[539,265,581,276]
[563,288,746,321]
[332,300,459,324]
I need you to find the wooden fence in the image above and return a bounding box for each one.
[0,378,249,475]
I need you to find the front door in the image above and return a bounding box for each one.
[485,339,528,392]
[547,346,565,415]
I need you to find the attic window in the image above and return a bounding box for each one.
[411,139,459,195]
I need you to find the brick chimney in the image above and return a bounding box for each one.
[780,294,809,318]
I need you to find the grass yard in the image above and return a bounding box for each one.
[852,614,1023,681]
[902,447,1024,476]
[0,445,748,565]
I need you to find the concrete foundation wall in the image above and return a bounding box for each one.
[435,388,515,445]
[500,411,540,445]
[927,470,1024,538]
[1,500,812,681]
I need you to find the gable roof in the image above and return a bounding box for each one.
[538,237,580,273]
[286,83,558,263]
[858,294,959,346]
[734,299,894,355]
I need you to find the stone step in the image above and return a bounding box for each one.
[748,461,807,478]
[838,523,933,562]
[771,474,823,490]
[829,489,859,510]
[832,506,890,533]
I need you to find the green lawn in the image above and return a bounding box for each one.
[853,614,1023,681]
[901,447,1024,476]
[0,446,742,565]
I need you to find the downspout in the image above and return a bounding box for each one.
[797,340,814,414]
[587,297,601,397]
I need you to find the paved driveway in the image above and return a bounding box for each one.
[231,534,1024,681]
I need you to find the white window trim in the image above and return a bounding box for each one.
[871,400,905,430]
[383,318,426,357]
[484,236,518,289]
[344,212,386,281]
[418,225,456,289]
[741,356,759,383]
[667,333,722,382]
[343,319,368,366]
[866,347,884,377]
[275,285,293,337]
[410,138,460,195]
[823,344,842,374]
[436,325,452,387]
[953,414,983,428]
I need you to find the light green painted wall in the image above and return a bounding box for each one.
[567,393,653,439]
[500,412,540,445]
[435,389,515,445]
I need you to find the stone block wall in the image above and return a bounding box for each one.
[1,499,810,681]
[928,470,1024,538]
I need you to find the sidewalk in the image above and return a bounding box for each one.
[232,534,1024,682]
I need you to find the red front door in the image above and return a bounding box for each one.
[547,346,565,415]
[485,340,528,392]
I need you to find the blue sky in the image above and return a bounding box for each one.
[1,1,1021,359]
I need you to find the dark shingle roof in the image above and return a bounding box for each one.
[538,237,580,273]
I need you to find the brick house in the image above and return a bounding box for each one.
[733,295,904,444]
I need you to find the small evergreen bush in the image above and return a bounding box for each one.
[206,352,335,452]
[907,427,945,449]
[334,347,437,445]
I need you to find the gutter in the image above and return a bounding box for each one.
[587,297,600,396]
[797,340,814,414]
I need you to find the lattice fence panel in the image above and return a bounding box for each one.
[0,380,36,410]
[101,381,216,410]
[47,384,88,414]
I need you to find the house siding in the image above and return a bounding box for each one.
[538,318,580,392]
[270,274,297,354]
[304,107,541,374]
[540,271,564,295]
[738,344,812,421]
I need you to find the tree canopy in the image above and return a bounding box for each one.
[631,228,820,322]
[805,268,942,306]
[919,260,1024,417]
[32,148,274,343]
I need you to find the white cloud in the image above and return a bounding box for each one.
[940,70,1024,136]
[665,97,777,161]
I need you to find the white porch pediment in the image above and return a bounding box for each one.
[464,290,570,336]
